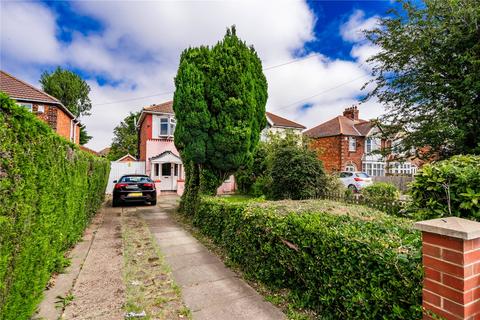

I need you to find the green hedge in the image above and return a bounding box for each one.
[409,155,480,220]
[0,94,109,320]
[194,197,422,319]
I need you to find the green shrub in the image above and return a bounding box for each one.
[409,155,480,220]
[362,182,399,204]
[194,197,422,319]
[0,94,109,320]
[269,145,326,200]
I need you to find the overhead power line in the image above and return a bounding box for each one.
[92,54,368,108]
[92,54,323,107]
[274,74,370,112]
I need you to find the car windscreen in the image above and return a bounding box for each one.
[355,172,370,178]
[119,176,152,183]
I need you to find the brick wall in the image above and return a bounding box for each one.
[340,136,365,171]
[421,230,480,319]
[310,135,366,172]
[139,114,152,161]
[310,136,342,172]
[55,108,73,142]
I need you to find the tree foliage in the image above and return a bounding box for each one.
[173,26,268,212]
[365,0,480,159]
[79,124,92,145]
[40,67,92,117]
[108,112,140,161]
[409,155,480,220]
[40,67,94,145]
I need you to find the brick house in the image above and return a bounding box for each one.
[304,106,417,176]
[0,70,80,144]
[138,100,305,194]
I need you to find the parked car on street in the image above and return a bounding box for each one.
[339,171,373,192]
[112,174,157,207]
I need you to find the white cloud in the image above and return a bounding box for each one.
[0,1,62,64]
[340,9,379,43]
[1,2,387,151]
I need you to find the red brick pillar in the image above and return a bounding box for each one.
[415,217,480,319]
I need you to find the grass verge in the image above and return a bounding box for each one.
[121,208,191,320]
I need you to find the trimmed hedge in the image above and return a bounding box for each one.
[194,197,422,319]
[409,155,480,220]
[0,94,109,320]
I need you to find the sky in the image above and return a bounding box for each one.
[0,0,397,151]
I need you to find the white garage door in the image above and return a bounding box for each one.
[106,161,146,194]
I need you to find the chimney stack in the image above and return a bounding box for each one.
[343,105,359,121]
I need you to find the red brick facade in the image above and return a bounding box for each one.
[138,113,152,161]
[0,71,80,144]
[420,229,480,319]
[310,135,366,172]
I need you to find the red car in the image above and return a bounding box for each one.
[112,174,157,207]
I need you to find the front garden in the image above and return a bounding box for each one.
[178,131,480,319]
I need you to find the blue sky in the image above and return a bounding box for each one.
[0,0,396,150]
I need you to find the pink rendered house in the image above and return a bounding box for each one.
[137,101,304,195]
[137,101,236,195]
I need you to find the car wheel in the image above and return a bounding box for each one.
[150,200,157,206]
[112,197,121,207]
[348,185,357,193]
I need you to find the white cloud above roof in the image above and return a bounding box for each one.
[0,2,385,150]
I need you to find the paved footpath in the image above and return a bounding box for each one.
[141,195,286,320]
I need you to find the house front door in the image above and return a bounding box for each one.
[160,162,173,190]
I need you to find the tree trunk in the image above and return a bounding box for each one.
[179,162,201,215]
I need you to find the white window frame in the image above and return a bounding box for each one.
[153,115,176,138]
[345,164,356,172]
[362,161,385,177]
[348,137,356,152]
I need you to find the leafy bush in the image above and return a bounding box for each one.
[409,155,480,220]
[235,144,268,194]
[236,132,329,200]
[362,182,400,204]
[0,94,109,320]
[269,144,326,200]
[194,197,422,319]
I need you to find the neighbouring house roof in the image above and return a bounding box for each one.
[116,154,137,162]
[98,147,111,156]
[80,145,99,156]
[0,70,77,120]
[266,112,306,129]
[304,116,372,138]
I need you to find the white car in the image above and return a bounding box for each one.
[339,171,373,192]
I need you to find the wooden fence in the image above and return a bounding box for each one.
[372,175,414,192]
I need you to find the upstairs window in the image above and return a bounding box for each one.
[348,137,356,152]
[366,138,372,153]
[160,118,169,136]
[153,115,176,138]
[170,118,176,135]
[18,102,32,112]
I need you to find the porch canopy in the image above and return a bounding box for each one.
[150,151,182,164]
